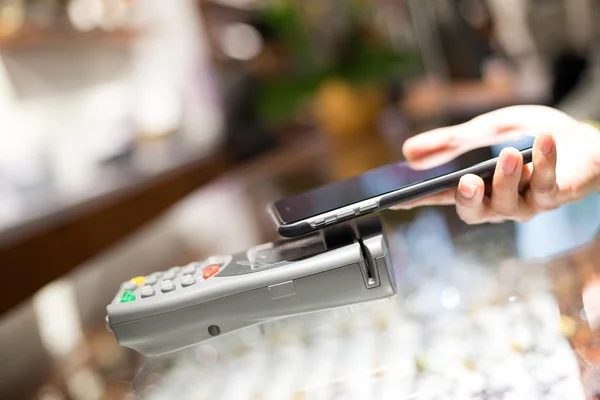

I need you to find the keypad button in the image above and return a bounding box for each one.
[144,275,157,285]
[120,290,136,303]
[122,281,137,291]
[140,285,155,298]
[161,280,176,293]
[182,264,197,274]
[181,274,196,287]
[202,264,220,279]
[162,271,176,280]
[150,272,163,279]
[169,266,181,274]
[130,276,145,285]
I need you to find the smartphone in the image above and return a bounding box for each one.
[268,145,533,237]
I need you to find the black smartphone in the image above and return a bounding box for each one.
[268,145,533,237]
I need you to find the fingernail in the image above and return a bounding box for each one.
[501,155,518,174]
[539,136,553,155]
[460,184,477,199]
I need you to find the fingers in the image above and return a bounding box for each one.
[393,148,534,223]
[394,136,558,225]
[519,162,533,192]
[402,126,458,161]
[402,125,469,170]
[526,133,558,210]
[454,151,534,225]
[401,112,529,170]
[454,174,487,224]
[490,148,530,217]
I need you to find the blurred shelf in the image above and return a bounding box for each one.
[203,0,261,11]
[0,26,137,50]
[0,137,231,316]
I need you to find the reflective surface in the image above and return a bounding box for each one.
[1,133,600,399]
[2,1,600,399]
[127,207,600,400]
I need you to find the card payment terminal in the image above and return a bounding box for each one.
[106,217,397,356]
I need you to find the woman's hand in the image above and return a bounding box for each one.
[395,105,600,224]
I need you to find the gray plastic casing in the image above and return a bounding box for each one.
[106,228,396,357]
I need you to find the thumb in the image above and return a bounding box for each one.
[402,124,468,170]
[402,125,459,160]
[402,113,527,170]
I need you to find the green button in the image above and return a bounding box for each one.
[120,290,136,303]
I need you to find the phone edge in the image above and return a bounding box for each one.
[269,147,533,238]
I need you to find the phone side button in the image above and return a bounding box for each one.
[313,218,325,226]
[336,210,355,219]
[358,202,378,212]
[324,216,337,224]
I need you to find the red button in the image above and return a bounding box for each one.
[202,264,220,279]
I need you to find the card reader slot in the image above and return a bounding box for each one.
[346,220,380,289]
[357,236,380,288]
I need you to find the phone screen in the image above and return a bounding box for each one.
[274,147,498,224]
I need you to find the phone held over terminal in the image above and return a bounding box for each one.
[268,145,534,238]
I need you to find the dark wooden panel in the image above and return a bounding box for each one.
[0,151,231,316]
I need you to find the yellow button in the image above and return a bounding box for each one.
[130,276,145,285]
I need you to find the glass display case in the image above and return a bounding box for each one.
[124,207,600,400]
[4,162,598,399]
[1,2,599,399]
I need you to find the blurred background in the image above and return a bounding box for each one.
[1,0,600,399]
